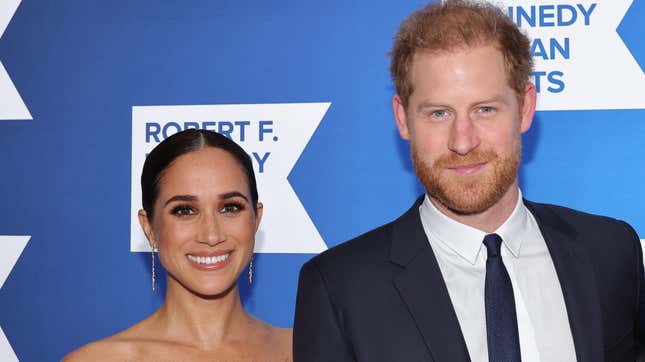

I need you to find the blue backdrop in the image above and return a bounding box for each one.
[0,1,643,361]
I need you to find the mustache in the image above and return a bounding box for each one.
[432,149,498,169]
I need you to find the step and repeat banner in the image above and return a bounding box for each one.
[1,0,644,360]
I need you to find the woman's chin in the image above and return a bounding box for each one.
[188,280,239,300]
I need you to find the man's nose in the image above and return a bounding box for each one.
[447,113,480,155]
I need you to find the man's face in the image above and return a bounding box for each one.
[393,44,536,215]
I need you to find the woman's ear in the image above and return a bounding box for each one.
[138,209,156,248]
[254,202,263,231]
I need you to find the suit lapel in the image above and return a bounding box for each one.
[525,200,604,362]
[390,198,471,362]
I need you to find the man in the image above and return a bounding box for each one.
[294,1,644,361]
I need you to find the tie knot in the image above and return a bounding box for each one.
[483,233,503,257]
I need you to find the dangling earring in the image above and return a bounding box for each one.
[248,255,254,285]
[151,244,157,291]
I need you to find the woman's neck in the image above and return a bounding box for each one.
[151,278,253,350]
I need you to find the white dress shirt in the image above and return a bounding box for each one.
[419,191,577,362]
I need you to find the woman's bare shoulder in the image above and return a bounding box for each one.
[63,335,137,362]
[270,325,293,348]
[63,320,155,361]
[252,320,293,361]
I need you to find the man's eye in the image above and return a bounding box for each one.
[479,106,494,113]
[221,203,244,214]
[432,110,448,117]
[171,205,195,216]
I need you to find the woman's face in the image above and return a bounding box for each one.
[139,147,262,297]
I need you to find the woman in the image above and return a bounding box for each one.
[65,129,292,361]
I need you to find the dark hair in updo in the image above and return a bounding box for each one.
[141,129,258,219]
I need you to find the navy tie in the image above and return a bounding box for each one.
[483,233,521,362]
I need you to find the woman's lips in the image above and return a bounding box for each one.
[186,251,232,270]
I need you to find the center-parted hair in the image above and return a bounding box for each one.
[390,0,533,107]
[141,129,259,219]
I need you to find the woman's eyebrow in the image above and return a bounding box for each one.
[219,191,248,202]
[164,194,197,206]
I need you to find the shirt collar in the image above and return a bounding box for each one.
[419,190,528,265]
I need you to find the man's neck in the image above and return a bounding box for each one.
[429,182,520,233]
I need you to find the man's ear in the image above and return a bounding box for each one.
[393,94,411,140]
[138,209,156,248]
[520,83,537,133]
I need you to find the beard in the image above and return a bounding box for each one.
[412,143,520,215]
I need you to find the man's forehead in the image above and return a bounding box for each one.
[409,44,513,88]
[412,41,502,61]
[410,44,506,76]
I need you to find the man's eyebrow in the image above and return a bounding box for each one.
[414,97,510,113]
[416,100,448,109]
[474,95,507,104]
[164,195,197,206]
[415,101,451,114]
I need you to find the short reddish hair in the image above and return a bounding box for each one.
[390,0,533,107]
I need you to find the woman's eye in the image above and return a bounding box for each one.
[221,203,244,214]
[171,205,195,216]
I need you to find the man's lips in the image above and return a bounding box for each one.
[446,162,487,175]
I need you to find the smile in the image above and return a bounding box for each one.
[187,253,230,265]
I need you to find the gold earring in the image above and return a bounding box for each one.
[248,256,254,285]
[151,245,157,291]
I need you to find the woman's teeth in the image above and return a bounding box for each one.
[187,253,229,265]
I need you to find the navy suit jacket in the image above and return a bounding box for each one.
[294,197,644,361]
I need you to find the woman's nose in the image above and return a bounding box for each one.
[199,214,225,246]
